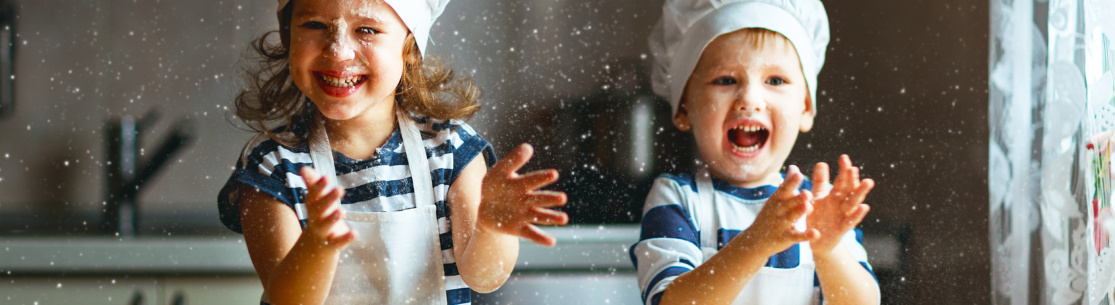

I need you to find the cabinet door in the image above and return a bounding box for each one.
[161,276,263,305]
[0,277,160,305]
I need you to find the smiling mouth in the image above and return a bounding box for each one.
[316,73,367,88]
[728,124,769,153]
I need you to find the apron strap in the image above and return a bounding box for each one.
[694,168,719,255]
[307,109,436,208]
[397,108,436,208]
[309,114,339,189]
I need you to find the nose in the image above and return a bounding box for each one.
[324,25,356,62]
[736,82,765,114]
[326,38,356,62]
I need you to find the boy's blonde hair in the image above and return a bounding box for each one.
[233,5,479,146]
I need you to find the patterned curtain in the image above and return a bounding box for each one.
[989,0,1115,304]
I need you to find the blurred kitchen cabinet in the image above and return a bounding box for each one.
[161,276,262,305]
[0,277,160,305]
[0,276,262,305]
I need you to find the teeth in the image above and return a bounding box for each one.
[731,142,760,153]
[319,74,363,87]
[732,125,765,132]
[730,124,764,153]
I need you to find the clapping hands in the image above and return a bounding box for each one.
[806,155,873,254]
[745,155,874,256]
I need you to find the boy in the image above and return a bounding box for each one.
[631,0,881,304]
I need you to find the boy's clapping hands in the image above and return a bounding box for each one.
[806,155,874,254]
[748,156,875,255]
[741,165,820,255]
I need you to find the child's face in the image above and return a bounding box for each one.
[288,0,410,121]
[676,29,814,188]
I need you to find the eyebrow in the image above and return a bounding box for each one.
[294,9,387,25]
[351,8,387,24]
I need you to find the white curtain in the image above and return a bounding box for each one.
[989,0,1115,304]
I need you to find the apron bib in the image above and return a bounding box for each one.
[692,169,816,305]
[264,109,448,305]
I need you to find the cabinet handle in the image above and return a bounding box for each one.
[129,290,145,305]
[171,291,187,305]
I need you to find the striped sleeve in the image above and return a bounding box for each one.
[844,228,878,282]
[630,176,703,305]
[217,134,309,233]
[445,120,496,183]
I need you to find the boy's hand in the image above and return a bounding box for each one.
[741,165,819,255]
[299,167,357,250]
[478,143,570,247]
[807,155,873,255]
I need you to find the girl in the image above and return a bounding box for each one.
[217,0,569,304]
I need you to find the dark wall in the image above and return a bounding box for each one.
[802,1,990,304]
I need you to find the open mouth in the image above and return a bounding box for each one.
[316,73,367,88]
[728,124,769,153]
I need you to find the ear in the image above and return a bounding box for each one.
[673,98,692,132]
[799,95,815,132]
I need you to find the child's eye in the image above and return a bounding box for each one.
[711,77,737,86]
[766,77,787,86]
[356,27,380,35]
[300,21,327,30]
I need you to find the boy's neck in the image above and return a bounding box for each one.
[710,170,784,189]
[322,101,398,160]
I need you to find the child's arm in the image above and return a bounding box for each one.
[449,143,569,293]
[807,155,879,305]
[239,168,356,305]
[659,166,819,305]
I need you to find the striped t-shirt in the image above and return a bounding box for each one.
[630,173,876,305]
[218,113,496,305]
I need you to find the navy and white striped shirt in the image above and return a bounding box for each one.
[630,173,876,305]
[218,113,496,305]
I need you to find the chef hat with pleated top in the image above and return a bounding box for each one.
[277,0,451,57]
[649,0,830,116]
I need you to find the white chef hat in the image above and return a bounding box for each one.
[277,0,450,57]
[649,0,830,116]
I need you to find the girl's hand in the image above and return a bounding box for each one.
[299,167,357,250]
[806,155,873,255]
[740,165,819,255]
[479,143,569,247]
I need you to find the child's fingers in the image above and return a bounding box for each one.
[300,167,325,199]
[779,191,813,224]
[526,191,567,208]
[530,207,569,226]
[520,224,557,247]
[842,178,874,210]
[519,169,560,190]
[845,204,870,227]
[772,165,805,201]
[833,157,854,192]
[301,166,322,186]
[314,187,345,218]
[784,228,820,243]
[328,229,357,246]
[812,162,831,196]
[491,143,534,177]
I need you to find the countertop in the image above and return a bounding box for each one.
[0,225,640,275]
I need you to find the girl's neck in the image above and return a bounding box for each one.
[322,102,398,160]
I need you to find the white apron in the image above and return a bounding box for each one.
[691,169,816,305]
[264,109,449,305]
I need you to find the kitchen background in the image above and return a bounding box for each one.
[0,0,988,304]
